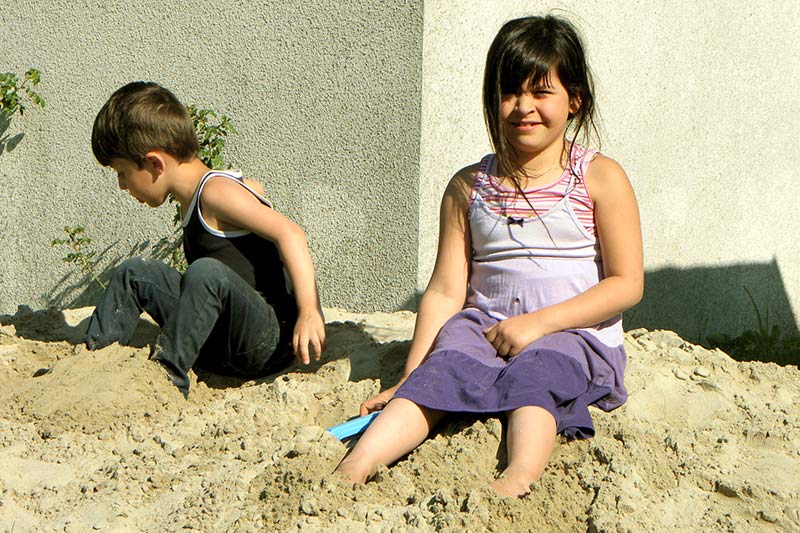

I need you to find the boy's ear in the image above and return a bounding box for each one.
[144,151,166,177]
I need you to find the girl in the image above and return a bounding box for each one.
[337,15,642,498]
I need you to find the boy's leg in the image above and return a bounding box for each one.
[83,257,181,350]
[489,405,557,498]
[151,257,284,394]
[336,398,445,483]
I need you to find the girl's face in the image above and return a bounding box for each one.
[499,67,578,160]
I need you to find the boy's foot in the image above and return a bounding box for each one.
[153,359,189,399]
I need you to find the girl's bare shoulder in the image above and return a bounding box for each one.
[445,161,483,203]
[584,153,632,200]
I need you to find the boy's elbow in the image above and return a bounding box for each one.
[277,221,308,250]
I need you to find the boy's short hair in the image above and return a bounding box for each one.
[91,81,199,168]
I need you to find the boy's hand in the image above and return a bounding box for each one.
[482,313,545,358]
[293,309,326,365]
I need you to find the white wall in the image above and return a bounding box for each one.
[3,0,798,340]
[419,0,800,339]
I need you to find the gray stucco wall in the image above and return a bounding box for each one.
[1,0,422,314]
[419,1,800,341]
[3,1,799,343]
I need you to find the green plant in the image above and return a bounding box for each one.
[189,104,237,170]
[165,105,237,227]
[707,287,800,366]
[155,104,238,271]
[51,226,106,290]
[1,68,45,116]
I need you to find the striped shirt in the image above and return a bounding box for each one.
[471,147,596,235]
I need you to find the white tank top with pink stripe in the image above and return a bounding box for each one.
[465,145,623,349]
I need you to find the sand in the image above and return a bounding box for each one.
[0,305,798,532]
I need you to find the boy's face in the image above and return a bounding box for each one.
[109,157,166,207]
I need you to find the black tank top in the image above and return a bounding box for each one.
[182,171,298,328]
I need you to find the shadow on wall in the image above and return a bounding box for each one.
[0,111,25,156]
[625,259,798,344]
[44,240,154,310]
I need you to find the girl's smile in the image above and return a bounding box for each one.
[510,120,543,131]
[499,67,578,162]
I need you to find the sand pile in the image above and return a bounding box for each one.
[0,306,798,532]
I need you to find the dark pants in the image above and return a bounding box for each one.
[83,256,293,394]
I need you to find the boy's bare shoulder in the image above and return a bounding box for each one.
[242,177,266,196]
[200,174,265,201]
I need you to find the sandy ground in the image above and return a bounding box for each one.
[0,305,799,532]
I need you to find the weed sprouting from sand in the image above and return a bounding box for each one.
[707,286,800,366]
[50,226,107,291]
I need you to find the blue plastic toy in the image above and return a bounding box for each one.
[327,412,380,441]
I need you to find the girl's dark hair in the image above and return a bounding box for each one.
[92,81,199,168]
[483,15,598,182]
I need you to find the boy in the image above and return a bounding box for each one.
[84,81,326,396]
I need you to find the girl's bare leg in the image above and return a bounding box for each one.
[489,405,557,498]
[336,398,444,483]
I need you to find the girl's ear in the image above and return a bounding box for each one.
[569,95,582,117]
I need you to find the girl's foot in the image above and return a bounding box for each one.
[488,467,535,498]
[334,456,374,484]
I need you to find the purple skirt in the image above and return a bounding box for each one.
[393,308,627,439]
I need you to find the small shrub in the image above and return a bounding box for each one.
[158,104,238,270]
[50,226,106,291]
[1,68,45,116]
[189,104,237,170]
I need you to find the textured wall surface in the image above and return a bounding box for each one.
[419,0,800,338]
[3,1,799,339]
[1,0,423,314]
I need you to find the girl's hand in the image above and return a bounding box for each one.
[359,382,403,416]
[293,309,326,365]
[482,314,545,358]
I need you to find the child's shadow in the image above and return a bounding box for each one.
[0,305,157,348]
[196,319,410,391]
[1,307,412,397]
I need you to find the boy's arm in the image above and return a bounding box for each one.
[483,155,643,357]
[199,177,326,364]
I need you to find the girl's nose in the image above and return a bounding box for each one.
[515,93,537,114]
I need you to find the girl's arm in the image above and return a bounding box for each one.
[483,155,643,356]
[197,177,326,364]
[360,167,475,415]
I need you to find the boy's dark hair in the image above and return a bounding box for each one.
[483,15,599,180]
[91,81,199,168]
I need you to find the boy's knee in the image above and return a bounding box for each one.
[182,257,228,290]
[113,256,151,280]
